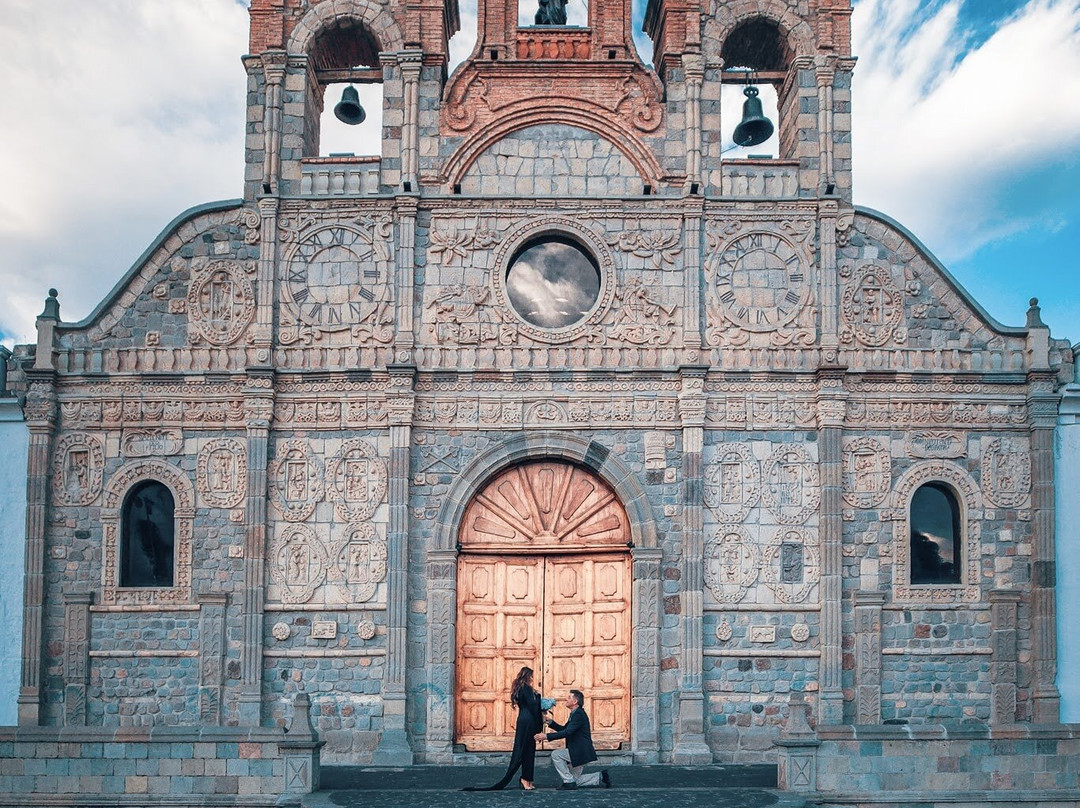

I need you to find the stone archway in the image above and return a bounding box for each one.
[454,460,633,751]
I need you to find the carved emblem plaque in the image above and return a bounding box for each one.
[842,437,891,508]
[52,433,104,507]
[197,438,247,509]
[761,528,820,604]
[704,526,759,604]
[326,439,388,523]
[270,524,327,604]
[982,438,1031,508]
[704,443,761,522]
[269,440,324,522]
[328,522,387,604]
[187,260,255,346]
[762,445,820,525]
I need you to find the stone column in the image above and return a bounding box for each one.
[424,548,458,761]
[817,199,841,361]
[632,547,662,761]
[815,58,837,195]
[374,365,415,764]
[198,593,228,726]
[990,589,1021,725]
[398,52,422,192]
[1056,374,1080,722]
[853,591,884,725]
[683,201,704,354]
[18,368,57,726]
[817,371,846,724]
[252,197,279,347]
[62,591,93,727]
[673,367,712,763]
[261,52,287,194]
[238,372,274,726]
[394,197,418,353]
[683,54,704,194]
[1029,370,1061,723]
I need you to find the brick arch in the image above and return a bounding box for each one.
[101,459,195,606]
[440,105,664,190]
[705,0,817,61]
[287,0,404,56]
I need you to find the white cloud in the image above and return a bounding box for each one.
[852,0,1080,262]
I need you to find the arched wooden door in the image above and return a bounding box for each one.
[455,461,632,752]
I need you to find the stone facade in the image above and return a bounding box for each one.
[2,0,1077,800]
[0,395,28,727]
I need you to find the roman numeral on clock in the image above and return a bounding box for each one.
[785,291,801,306]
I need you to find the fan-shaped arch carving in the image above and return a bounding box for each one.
[287,0,404,56]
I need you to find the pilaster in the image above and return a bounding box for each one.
[260,52,287,195]
[62,591,93,727]
[683,53,704,193]
[632,547,662,761]
[253,196,279,346]
[198,593,229,726]
[398,51,423,192]
[238,370,274,726]
[374,364,415,764]
[816,369,846,725]
[853,591,885,725]
[18,370,56,726]
[989,589,1021,725]
[815,57,837,195]
[673,366,712,763]
[423,548,458,761]
[683,199,704,353]
[394,197,418,353]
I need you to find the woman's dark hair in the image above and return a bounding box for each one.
[511,666,534,706]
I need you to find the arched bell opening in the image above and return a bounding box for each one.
[453,460,633,753]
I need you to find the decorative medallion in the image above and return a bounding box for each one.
[706,231,810,332]
[272,622,291,641]
[716,620,733,642]
[908,432,966,459]
[187,260,255,345]
[196,438,248,509]
[357,620,376,640]
[761,528,820,604]
[762,444,820,525]
[704,443,762,522]
[280,220,393,344]
[122,429,184,458]
[270,524,327,604]
[842,437,891,508]
[328,522,387,604]
[326,439,388,523]
[982,438,1031,508]
[704,526,759,604]
[840,264,904,347]
[791,623,810,643]
[52,433,105,506]
[269,440,324,522]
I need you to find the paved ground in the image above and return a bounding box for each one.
[303,765,806,808]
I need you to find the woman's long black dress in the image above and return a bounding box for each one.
[463,686,543,791]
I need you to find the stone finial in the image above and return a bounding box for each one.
[781,691,816,740]
[286,690,318,742]
[1026,298,1046,329]
[39,289,60,321]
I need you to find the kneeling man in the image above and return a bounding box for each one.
[535,689,611,789]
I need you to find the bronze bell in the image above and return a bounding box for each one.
[732,85,774,148]
[334,85,366,125]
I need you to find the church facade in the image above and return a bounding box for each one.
[6,0,1077,783]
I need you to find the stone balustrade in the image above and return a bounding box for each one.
[515,29,592,59]
[721,160,801,199]
[300,157,381,196]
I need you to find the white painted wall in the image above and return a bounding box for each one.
[0,397,28,726]
[1056,381,1080,723]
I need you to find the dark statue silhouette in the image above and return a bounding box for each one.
[535,0,568,26]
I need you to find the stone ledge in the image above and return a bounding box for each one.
[815,723,1080,742]
[814,789,1080,807]
[0,797,278,808]
[0,726,287,743]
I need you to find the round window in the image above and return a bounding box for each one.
[505,237,601,330]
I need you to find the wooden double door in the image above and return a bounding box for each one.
[455,553,631,751]
[453,459,634,752]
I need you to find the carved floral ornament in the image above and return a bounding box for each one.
[52,433,105,507]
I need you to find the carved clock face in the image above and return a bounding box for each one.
[285,226,380,331]
[711,232,809,332]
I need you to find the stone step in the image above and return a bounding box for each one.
[301,765,802,808]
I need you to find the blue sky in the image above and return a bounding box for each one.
[0,0,1076,347]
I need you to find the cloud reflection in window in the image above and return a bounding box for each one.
[506,238,600,329]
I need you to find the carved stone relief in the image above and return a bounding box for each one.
[122,429,183,458]
[981,438,1031,508]
[328,522,387,603]
[326,439,388,523]
[187,260,256,346]
[704,443,761,522]
[605,228,680,269]
[761,528,820,604]
[428,224,500,264]
[427,284,516,346]
[52,433,104,507]
[761,445,820,525]
[592,279,678,346]
[704,526,759,604]
[907,431,966,459]
[842,437,891,508]
[196,438,248,509]
[840,264,905,347]
[269,440,325,522]
[270,524,327,604]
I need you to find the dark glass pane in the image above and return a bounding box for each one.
[121,482,175,588]
[780,543,804,584]
[910,483,961,585]
[506,238,600,329]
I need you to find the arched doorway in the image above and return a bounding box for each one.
[454,460,632,752]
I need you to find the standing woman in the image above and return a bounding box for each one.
[463,666,544,791]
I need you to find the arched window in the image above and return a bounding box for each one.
[720,17,792,159]
[909,483,962,586]
[120,481,176,588]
